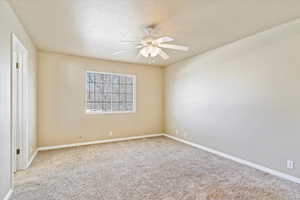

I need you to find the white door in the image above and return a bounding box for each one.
[11,34,28,172]
[12,52,24,172]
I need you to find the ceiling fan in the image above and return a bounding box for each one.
[113,25,189,60]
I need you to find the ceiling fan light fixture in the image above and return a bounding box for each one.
[140,47,149,57]
[140,46,161,58]
[150,46,160,57]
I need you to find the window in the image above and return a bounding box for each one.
[86,71,136,114]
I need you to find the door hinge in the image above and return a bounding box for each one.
[16,62,20,69]
[16,148,20,155]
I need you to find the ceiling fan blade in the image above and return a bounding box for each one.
[158,49,170,60]
[113,45,142,55]
[155,36,174,43]
[135,45,143,49]
[158,43,189,51]
[120,40,140,45]
[112,50,130,55]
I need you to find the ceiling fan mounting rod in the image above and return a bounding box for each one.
[144,24,156,36]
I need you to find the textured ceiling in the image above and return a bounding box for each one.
[8,0,300,66]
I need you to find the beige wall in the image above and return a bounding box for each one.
[0,1,37,199]
[38,51,164,147]
[165,19,300,178]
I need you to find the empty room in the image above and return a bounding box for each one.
[1,0,300,199]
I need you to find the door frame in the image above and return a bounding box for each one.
[11,33,29,182]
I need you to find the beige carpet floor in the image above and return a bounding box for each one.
[12,136,300,200]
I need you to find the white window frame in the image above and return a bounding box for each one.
[85,71,136,114]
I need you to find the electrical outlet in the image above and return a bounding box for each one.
[109,131,113,136]
[175,130,179,135]
[287,160,294,169]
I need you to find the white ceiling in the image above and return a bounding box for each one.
[8,0,300,66]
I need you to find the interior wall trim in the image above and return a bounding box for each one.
[26,134,164,170]
[27,149,38,168]
[163,134,300,185]
[3,189,13,200]
[38,133,164,151]
[19,132,300,195]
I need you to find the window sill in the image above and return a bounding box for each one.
[86,110,136,115]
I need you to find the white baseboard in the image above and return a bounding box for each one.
[38,133,164,151]
[3,189,13,200]
[6,134,163,200]
[22,133,300,185]
[27,149,38,168]
[25,134,164,170]
[163,134,300,185]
